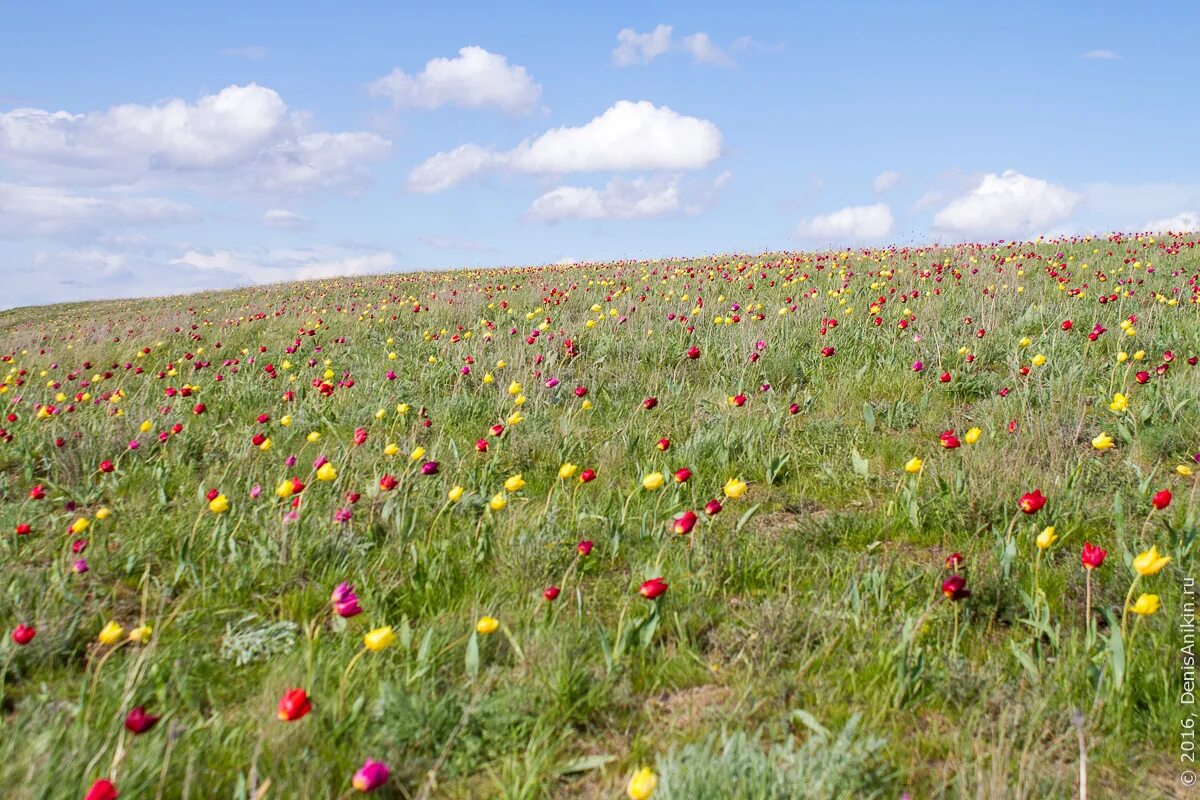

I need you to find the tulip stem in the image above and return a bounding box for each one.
[1084,570,1092,639]
[1119,575,1140,640]
[337,646,368,720]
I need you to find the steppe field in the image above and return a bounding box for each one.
[1,235,1196,799]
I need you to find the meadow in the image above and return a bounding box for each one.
[0,234,1196,799]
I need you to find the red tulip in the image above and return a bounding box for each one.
[277,688,312,721]
[639,577,669,599]
[788,403,800,415]
[1152,489,1172,510]
[15,522,31,535]
[379,474,397,491]
[1081,542,1107,570]
[193,402,206,414]
[686,346,701,359]
[656,438,670,451]
[124,706,160,734]
[704,499,723,516]
[1135,371,1150,384]
[939,431,960,449]
[672,510,698,535]
[84,779,119,800]
[945,552,963,570]
[731,393,747,407]
[98,460,114,473]
[673,468,691,483]
[1061,320,1073,331]
[576,540,594,556]
[643,397,658,410]
[543,586,560,601]
[821,346,835,358]
[1019,489,1046,514]
[11,624,35,645]
[941,575,971,601]
[351,760,389,792]
[939,371,951,383]
[475,438,489,452]
[29,484,45,500]
[579,469,596,483]
[352,427,368,446]
[574,385,588,397]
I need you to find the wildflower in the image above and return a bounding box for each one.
[904,457,923,473]
[642,472,665,490]
[942,575,971,601]
[84,779,119,800]
[1081,542,1107,570]
[384,443,399,457]
[278,688,313,721]
[1178,465,1195,477]
[1091,432,1114,451]
[639,577,669,599]
[673,467,692,484]
[580,468,597,483]
[1128,593,1161,615]
[72,558,89,574]
[476,616,500,635]
[448,485,465,503]
[421,461,440,476]
[379,474,398,491]
[1133,546,1171,576]
[332,583,362,618]
[410,446,425,462]
[704,499,723,516]
[1151,489,1172,510]
[71,517,90,534]
[504,474,526,492]
[351,760,390,792]
[945,552,964,570]
[723,478,747,499]
[963,427,981,444]
[673,510,698,535]
[489,492,507,511]
[1018,489,1046,514]
[208,493,230,513]
[577,540,594,556]
[316,462,337,481]
[363,626,396,652]
[656,437,670,451]
[98,621,125,645]
[558,463,578,479]
[627,767,658,800]
[129,625,152,644]
[1036,526,1057,550]
[543,586,560,601]
[124,706,160,734]
[1031,354,1046,367]
[11,624,35,645]
[939,431,960,449]
[1109,393,1128,413]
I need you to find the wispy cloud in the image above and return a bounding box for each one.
[220,46,268,61]
[1082,49,1120,60]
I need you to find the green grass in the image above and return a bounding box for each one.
[0,235,1196,798]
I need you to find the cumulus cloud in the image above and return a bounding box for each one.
[873,169,903,193]
[526,171,732,223]
[1082,49,1120,60]
[0,83,390,192]
[369,46,542,115]
[1144,211,1200,232]
[932,170,1081,239]
[262,209,315,231]
[613,25,735,67]
[796,203,894,242]
[172,245,395,283]
[0,182,198,238]
[407,100,722,192]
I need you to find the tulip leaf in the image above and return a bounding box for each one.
[559,755,615,775]
[1009,640,1039,682]
[735,503,761,533]
[465,630,480,679]
[862,402,876,432]
[851,447,870,478]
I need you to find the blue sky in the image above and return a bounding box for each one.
[2,1,1198,308]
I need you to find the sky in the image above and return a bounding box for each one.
[2,1,1198,309]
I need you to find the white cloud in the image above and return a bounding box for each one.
[526,176,681,222]
[262,209,315,231]
[0,83,390,192]
[369,46,542,115]
[932,170,1081,239]
[613,24,675,66]
[220,46,267,61]
[1144,211,1200,232]
[680,33,734,67]
[613,25,734,67]
[0,182,197,238]
[407,100,722,192]
[1082,49,1120,60]
[796,203,894,242]
[873,169,903,193]
[172,246,394,283]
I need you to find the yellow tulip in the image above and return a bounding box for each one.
[1036,526,1057,550]
[129,624,152,644]
[316,462,337,481]
[1109,393,1128,413]
[448,485,465,503]
[963,428,981,445]
[95,507,110,520]
[723,478,748,499]
[307,431,321,442]
[98,621,125,645]
[1091,432,1114,451]
[476,616,499,635]
[507,380,522,396]
[490,492,507,511]
[505,474,526,492]
[70,517,90,534]
[410,446,425,462]
[1128,593,1160,615]
[904,457,923,474]
[627,767,658,800]
[208,494,230,513]
[363,626,396,652]
[558,463,578,479]
[1133,545,1171,576]
[276,480,295,499]
[642,472,665,491]
[1177,465,1195,477]
[1031,354,1046,367]
[384,443,400,457]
